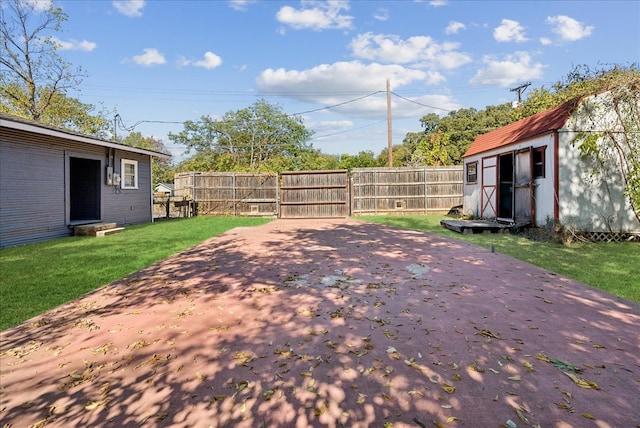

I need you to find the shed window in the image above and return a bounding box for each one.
[121,159,138,189]
[533,146,546,178]
[466,161,478,183]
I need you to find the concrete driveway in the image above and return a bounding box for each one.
[1,219,639,427]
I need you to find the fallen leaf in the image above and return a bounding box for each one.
[582,413,596,420]
[564,372,599,389]
[446,416,459,423]
[441,383,456,394]
[85,399,108,410]
[536,352,550,363]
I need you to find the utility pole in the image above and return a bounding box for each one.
[510,82,531,107]
[387,78,392,167]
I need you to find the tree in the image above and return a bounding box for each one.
[338,150,383,170]
[399,103,515,166]
[168,100,315,172]
[410,130,453,166]
[122,132,173,187]
[0,0,108,135]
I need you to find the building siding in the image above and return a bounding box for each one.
[0,127,153,248]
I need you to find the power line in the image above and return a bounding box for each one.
[390,91,452,112]
[290,90,384,115]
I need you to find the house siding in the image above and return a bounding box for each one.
[0,127,154,248]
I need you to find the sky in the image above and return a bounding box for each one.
[28,0,640,161]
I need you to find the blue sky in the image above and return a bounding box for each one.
[40,0,640,160]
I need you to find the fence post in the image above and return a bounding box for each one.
[424,167,428,214]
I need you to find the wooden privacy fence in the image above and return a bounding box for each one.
[351,167,463,215]
[174,172,278,216]
[280,170,349,218]
[173,166,463,218]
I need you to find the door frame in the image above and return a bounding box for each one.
[66,151,103,225]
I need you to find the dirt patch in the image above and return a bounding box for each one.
[1,219,639,427]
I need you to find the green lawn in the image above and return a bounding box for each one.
[361,215,640,304]
[0,217,272,330]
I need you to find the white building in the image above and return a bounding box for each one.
[462,93,639,234]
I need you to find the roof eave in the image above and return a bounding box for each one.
[1,117,172,160]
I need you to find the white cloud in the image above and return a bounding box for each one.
[193,51,223,69]
[373,8,389,21]
[113,0,145,17]
[132,48,166,66]
[257,61,426,106]
[228,0,256,11]
[307,120,354,133]
[26,0,53,12]
[256,60,459,120]
[276,0,353,31]
[51,37,97,52]
[539,37,552,46]
[350,32,471,70]
[546,15,594,42]
[493,19,528,42]
[470,52,545,87]
[429,0,447,6]
[445,21,465,35]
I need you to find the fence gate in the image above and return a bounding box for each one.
[279,170,349,218]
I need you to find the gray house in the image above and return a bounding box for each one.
[0,113,171,248]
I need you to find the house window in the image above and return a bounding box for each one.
[533,146,546,178]
[121,159,138,189]
[466,161,478,183]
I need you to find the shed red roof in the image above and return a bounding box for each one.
[463,98,581,158]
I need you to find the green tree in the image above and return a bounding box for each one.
[168,100,315,172]
[338,150,383,170]
[0,0,107,135]
[122,132,173,187]
[411,131,453,166]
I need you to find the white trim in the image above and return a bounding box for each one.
[121,159,139,189]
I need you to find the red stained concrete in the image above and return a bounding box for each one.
[1,219,639,427]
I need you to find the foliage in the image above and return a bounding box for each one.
[410,130,453,166]
[169,99,315,172]
[0,216,272,330]
[362,215,640,303]
[122,132,174,186]
[0,0,109,135]
[337,150,384,170]
[400,103,516,166]
[517,64,639,118]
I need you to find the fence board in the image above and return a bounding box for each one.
[351,167,463,215]
[279,170,348,218]
[174,172,278,216]
[173,167,462,218]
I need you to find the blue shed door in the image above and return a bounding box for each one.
[70,157,101,222]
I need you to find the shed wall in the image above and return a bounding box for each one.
[463,134,555,225]
[557,131,640,233]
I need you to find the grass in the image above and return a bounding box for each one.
[0,217,272,330]
[361,215,640,303]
